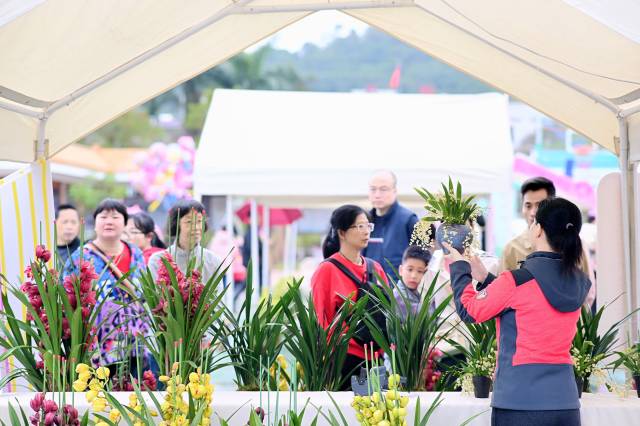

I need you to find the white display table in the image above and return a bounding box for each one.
[1,391,639,425]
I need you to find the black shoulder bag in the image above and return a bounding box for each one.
[325,257,389,350]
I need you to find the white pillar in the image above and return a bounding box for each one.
[283,223,298,275]
[250,199,260,294]
[596,173,627,336]
[618,119,639,336]
[290,221,298,273]
[225,195,235,312]
[633,162,640,328]
[261,206,270,291]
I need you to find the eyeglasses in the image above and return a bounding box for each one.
[350,223,375,233]
[125,229,144,236]
[369,186,394,194]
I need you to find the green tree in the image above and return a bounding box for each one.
[182,46,306,139]
[80,109,166,148]
[68,174,128,215]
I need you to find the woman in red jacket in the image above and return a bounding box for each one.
[446,198,590,426]
[311,204,388,390]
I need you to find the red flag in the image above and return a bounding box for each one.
[388,65,401,90]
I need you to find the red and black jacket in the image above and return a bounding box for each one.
[449,251,591,410]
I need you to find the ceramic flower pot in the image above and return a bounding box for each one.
[472,375,491,398]
[634,375,640,398]
[575,376,584,398]
[435,223,473,254]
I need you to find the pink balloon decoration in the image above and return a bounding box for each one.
[131,137,197,202]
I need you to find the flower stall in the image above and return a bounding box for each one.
[0,239,639,426]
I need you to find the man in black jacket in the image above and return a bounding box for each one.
[55,203,81,264]
[363,170,418,282]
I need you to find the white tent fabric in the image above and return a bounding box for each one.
[0,0,638,162]
[194,89,514,253]
[0,0,638,322]
[194,89,513,205]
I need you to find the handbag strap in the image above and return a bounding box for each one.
[86,242,136,294]
[324,257,375,296]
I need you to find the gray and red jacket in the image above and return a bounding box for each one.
[450,252,591,410]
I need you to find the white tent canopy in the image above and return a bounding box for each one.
[194,89,513,207]
[0,0,638,323]
[0,0,638,162]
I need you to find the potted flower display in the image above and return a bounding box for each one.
[415,177,482,254]
[612,342,640,398]
[448,321,497,398]
[571,340,604,398]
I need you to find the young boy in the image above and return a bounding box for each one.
[393,245,431,320]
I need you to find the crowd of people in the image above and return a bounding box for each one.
[55,170,593,425]
[56,198,220,378]
[310,171,593,426]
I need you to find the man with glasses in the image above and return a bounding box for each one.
[363,170,418,281]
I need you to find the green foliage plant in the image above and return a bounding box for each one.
[612,342,640,375]
[0,248,110,391]
[279,279,368,391]
[447,320,497,379]
[415,177,481,225]
[219,263,288,391]
[572,300,639,389]
[136,255,230,382]
[362,273,454,390]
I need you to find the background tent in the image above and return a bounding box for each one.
[194,89,514,252]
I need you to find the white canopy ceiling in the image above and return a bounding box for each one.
[194,89,513,206]
[0,0,638,163]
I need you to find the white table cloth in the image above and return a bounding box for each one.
[1,391,639,425]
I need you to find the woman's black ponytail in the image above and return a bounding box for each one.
[535,198,583,274]
[131,212,166,249]
[322,204,370,259]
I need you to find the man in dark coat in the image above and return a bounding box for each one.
[363,170,418,282]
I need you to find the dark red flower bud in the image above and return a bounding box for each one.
[29,392,45,411]
[35,245,51,262]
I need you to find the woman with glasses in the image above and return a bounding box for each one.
[124,212,166,265]
[311,204,388,390]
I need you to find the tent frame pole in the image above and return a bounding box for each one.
[261,206,270,291]
[620,104,640,119]
[250,199,260,295]
[237,0,413,14]
[618,117,638,336]
[0,100,41,117]
[225,195,235,312]
[34,115,48,160]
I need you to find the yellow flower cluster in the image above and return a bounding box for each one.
[351,374,410,426]
[269,355,290,391]
[126,392,159,426]
[158,363,214,426]
[74,363,158,426]
[73,364,110,413]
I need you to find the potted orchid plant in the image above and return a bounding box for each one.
[415,177,481,254]
[611,341,640,398]
[0,244,102,392]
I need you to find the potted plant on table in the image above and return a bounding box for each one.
[448,321,497,398]
[415,177,482,254]
[571,340,604,398]
[611,342,640,398]
[571,301,638,395]
[0,244,101,392]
